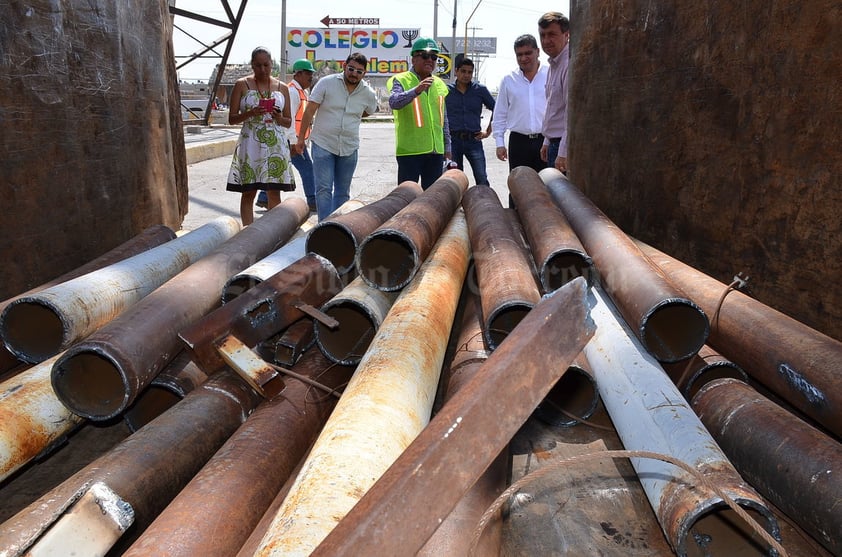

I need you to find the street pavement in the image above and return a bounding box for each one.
[182,115,512,231]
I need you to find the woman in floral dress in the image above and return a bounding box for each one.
[226,47,295,225]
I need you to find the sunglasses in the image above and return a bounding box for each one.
[415,52,438,60]
[346,66,365,75]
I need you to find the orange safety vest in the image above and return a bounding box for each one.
[288,80,310,140]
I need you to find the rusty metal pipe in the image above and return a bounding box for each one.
[583,287,779,557]
[0,371,262,557]
[222,236,308,303]
[356,170,468,291]
[662,344,748,401]
[462,184,541,350]
[123,350,355,557]
[692,378,842,556]
[637,239,842,439]
[533,353,600,427]
[313,276,399,366]
[310,277,593,557]
[0,218,239,364]
[541,168,709,363]
[252,212,471,557]
[266,318,315,366]
[0,225,177,374]
[307,185,420,275]
[508,166,594,292]
[49,198,308,421]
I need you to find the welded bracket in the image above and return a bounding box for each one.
[216,335,284,398]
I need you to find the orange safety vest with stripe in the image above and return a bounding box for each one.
[288,80,310,140]
[387,72,448,156]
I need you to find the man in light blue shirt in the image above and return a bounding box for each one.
[296,53,378,220]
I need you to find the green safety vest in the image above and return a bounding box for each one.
[388,72,449,156]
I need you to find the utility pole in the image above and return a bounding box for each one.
[450,0,457,83]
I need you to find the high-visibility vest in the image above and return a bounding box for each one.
[387,72,448,156]
[288,80,310,140]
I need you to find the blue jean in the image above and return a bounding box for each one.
[312,142,358,220]
[451,134,489,185]
[396,153,444,190]
[547,138,561,168]
[292,146,316,207]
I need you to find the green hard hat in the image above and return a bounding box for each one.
[292,59,315,72]
[411,37,440,54]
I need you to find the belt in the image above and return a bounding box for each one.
[511,131,542,139]
[452,131,477,140]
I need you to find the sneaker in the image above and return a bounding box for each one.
[307,202,317,213]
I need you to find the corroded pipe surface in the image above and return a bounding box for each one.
[662,344,747,401]
[253,212,470,557]
[692,378,842,556]
[180,253,342,374]
[307,187,417,276]
[542,168,709,363]
[311,277,593,557]
[584,287,779,557]
[462,185,541,350]
[533,353,600,427]
[508,166,594,292]
[314,276,399,366]
[638,239,842,439]
[222,236,307,303]
[50,198,308,421]
[123,351,355,557]
[1,218,239,364]
[0,371,261,557]
[356,170,468,291]
[268,319,315,366]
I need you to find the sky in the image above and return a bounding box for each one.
[171,0,570,91]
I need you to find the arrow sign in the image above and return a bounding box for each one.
[320,15,380,27]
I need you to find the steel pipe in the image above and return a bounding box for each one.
[583,287,779,557]
[307,185,419,275]
[313,276,399,366]
[50,198,308,421]
[637,239,842,439]
[1,217,239,364]
[533,353,600,427]
[252,212,471,557]
[541,168,709,363]
[356,169,468,291]
[508,166,594,292]
[662,344,747,401]
[266,318,315,366]
[462,184,541,350]
[310,277,593,557]
[692,378,842,556]
[222,236,307,303]
[0,371,261,557]
[123,350,355,557]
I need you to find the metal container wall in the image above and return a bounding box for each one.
[508,166,593,292]
[356,170,468,291]
[1,217,240,364]
[583,287,779,556]
[692,378,842,556]
[50,198,308,421]
[542,168,709,363]
[252,212,471,557]
[462,185,541,350]
[307,189,418,275]
[638,239,842,439]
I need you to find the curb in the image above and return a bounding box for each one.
[185,138,238,165]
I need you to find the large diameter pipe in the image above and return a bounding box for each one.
[307,185,420,275]
[637,239,842,439]
[692,378,842,556]
[222,236,307,303]
[252,211,471,557]
[123,350,355,557]
[0,217,239,364]
[508,166,594,292]
[311,277,594,556]
[0,352,84,483]
[541,168,709,363]
[662,344,748,401]
[313,276,399,366]
[461,185,541,350]
[533,353,600,427]
[50,198,308,421]
[179,253,342,374]
[583,287,779,557]
[0,225,177,374]
[0,371,262,557]
[356,169,468,291]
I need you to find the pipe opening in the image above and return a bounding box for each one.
[222,276,262,303]
[486,303,533,351]
[641,301,709,363]
[123,385,181,433]
[534,366,599,427]
[684,363,748,402]
[357,232,417,291]
[2,301,66,363]
[306,224,357,275]
[53,351,128,420]
[682,504,779,557]
[315,303,376,365]
[541,252,594,292]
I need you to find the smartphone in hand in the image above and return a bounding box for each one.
[258,98,275,111]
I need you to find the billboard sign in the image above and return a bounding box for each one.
[436,36,497,55]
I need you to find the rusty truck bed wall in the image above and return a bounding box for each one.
[0,1,187,301]
[570,1,841,340]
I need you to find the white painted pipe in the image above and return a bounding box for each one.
[252,211,470,557]
[0,216,240,363]
[221,236,308,303]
